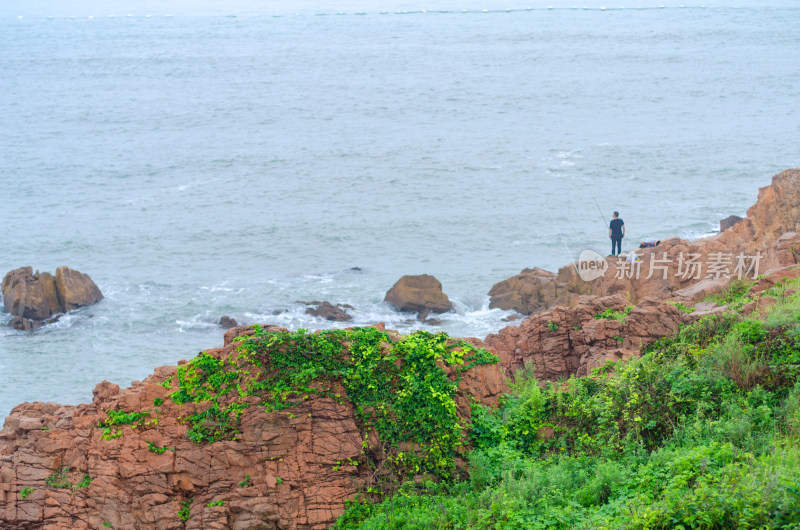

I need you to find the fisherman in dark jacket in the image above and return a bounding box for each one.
[609,211,625,256]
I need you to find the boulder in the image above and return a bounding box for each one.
[384,274,451,315]
[218,316,238,329]
[304,301,352,322]
[1,266,102,328]
[488,267,573,315]
[1,267,60,320]
[54,266,103,311]
[720,214,743,231]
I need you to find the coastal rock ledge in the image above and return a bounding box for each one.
[0,324,505,529]
[1,266,103,330]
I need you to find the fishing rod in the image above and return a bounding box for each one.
[593,197,609,228]
[545,209,580,274]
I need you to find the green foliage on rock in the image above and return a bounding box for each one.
[336,281,800,528]
[169,326,497,480]
[97,409,152,440]
[45,467,92,491]
[594,305,634,322]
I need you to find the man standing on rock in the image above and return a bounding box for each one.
[609,211,625,256]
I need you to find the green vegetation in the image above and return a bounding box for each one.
[335,279,800,528]
[170,327,497,480]
[178,499,192,522]
[45,467,92,491]
[153,397,164,406]
[207,499,226,507]
[18,487,33,499]
[97,409,152,440]
[238,474,251,488]
[594,305,635,322]
[547,321,559,331]
[706,278,754,309]
[147,441,172,454]
[667,300,696,314]
[102,523,112,528]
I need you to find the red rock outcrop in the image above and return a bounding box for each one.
[0,326,506,529]
[487,267,577,315]
[485,295,692,380]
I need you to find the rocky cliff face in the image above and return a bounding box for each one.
[0,325,506,529]
[485,295,692,380]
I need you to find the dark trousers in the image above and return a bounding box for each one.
[611,237,622,256]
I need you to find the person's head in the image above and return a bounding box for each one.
[613,211,619,218]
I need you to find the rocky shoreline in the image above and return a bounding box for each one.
[1,168,799,528]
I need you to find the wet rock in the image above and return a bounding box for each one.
[384,274,451,316]
[304,301,352,322]
[9,316,40,331]
[218,316,238,329]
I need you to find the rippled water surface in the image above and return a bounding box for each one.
[1,0,799,419]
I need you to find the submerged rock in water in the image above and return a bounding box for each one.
[218,315,238,329]
[1,266,102,328]
[303,301,352,322]
[384,274,451,316]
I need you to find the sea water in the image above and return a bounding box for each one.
[1,0,799,419]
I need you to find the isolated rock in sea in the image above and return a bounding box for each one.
[1,266,102,327]
[384,274,452,315]
[218,316,238,329]
[720,214,743,231]
[485,295,691,380]
[302,301,352,322]
[1,267,61,321]
[0,325,505,528]
[54,266,103,312]
[488,267,575,315]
